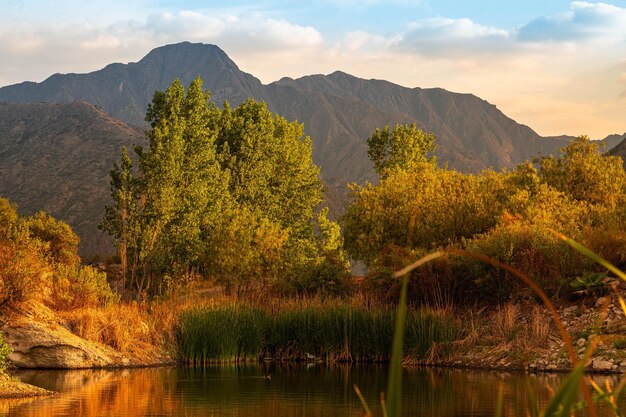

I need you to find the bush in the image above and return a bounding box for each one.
[26,211,80,267]
[463,221,592,302]
[0,239,51,307]
[0,331,11,373]
[50,265,118,310]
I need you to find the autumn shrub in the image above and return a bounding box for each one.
[0,239,51,307]
[583,227,626,270]
[50,265,118,310]
[25,211,80,267]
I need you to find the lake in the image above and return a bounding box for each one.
[1,364,620,416]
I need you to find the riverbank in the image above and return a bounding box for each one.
[0,374,52,398]
[3,284,626,401]
[426,287,626,374]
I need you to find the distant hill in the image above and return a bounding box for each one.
[0,42,622,255]
[607,134,626,166]
[0,101,143,257]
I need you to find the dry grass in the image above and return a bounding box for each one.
[492,303,519,341]
[59,301,179,360]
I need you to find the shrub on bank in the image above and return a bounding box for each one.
[0,331,11,373]
[0,197,116,310]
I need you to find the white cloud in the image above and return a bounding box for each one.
[518,1,626,45]
[394,17,511,55]
[0,10,323,85]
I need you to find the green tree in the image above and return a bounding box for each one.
[100,147,138,291]
[343,164,506,265]
[102,77,346,295]
[367,123,436,177]
[216,99,323,236]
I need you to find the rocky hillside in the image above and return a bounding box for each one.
[608,134,626,164]
[0,42,574,189]
[0,101,143,257]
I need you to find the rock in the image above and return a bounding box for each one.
[605,320,626,334]
[592,358,614,371]
[564,306,578,314]
[596,297,608,308]
[1,302,128,369]
[576,338,586,347]
[546,364,558,370]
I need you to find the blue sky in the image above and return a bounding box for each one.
[1,0,626,137]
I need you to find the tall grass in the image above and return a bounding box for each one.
[177,300,457,364]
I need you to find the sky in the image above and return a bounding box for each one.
[1,0,626,138]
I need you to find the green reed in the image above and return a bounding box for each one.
[177,301,458,364]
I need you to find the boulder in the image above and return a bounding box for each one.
[592,358,614,372]
[1,302,126,369]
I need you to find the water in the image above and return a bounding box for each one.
[1,364,621,416]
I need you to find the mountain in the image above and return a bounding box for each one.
[0,42,573,189]
[603,133,626,152]
[1,42,618,255]
[0,101,143,257]
[607,134,626,165]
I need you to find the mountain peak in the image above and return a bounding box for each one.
[139,42,233,66]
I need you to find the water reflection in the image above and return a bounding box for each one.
[2,365,624,417]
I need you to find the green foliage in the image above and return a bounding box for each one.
[344,164,507,266]
[0,331,11,374]
[51,265,119,309]
[103,77,347,296]
[569,271,608,297]
[613,338,626,350]
[464,222,590,301]
[346,129,626,304]
[367,123,436,177]
[26,211,80,267]
[538,136,626,208]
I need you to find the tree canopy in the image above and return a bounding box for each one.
[344,131,626,303]
[367,123,436,177]
[102,77,348,295]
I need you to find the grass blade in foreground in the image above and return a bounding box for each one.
[387,251,445,417]
[551,229,626,283]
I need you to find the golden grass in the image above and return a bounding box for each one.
[59,301,179,360]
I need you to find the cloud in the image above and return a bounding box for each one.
[518,1,626,44]
[143,11,323,51]
[393,17,512,55]
[0,11,324,85]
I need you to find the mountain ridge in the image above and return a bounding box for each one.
[1,41,623,256]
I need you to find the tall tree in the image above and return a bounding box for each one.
[367,123,436,177]
[102,77,346,296]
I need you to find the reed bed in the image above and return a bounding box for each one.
[177,301,458,364]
